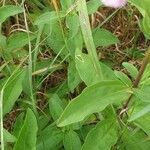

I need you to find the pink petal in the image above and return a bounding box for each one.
[101,0,127,8]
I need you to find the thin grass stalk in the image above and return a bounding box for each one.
[33,25,43,71]
[0,90,4,150]
[0,55,27,150]
[23,6,37,115]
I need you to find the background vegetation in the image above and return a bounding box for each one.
[0,0,150,149]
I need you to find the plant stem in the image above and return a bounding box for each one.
[133,47,150,87]
[121,46,150,114]
[0,90,4,150]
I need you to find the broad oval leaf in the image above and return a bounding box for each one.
[0,5,23,23]
[34,11,65,26]
[87,0,102,15]
[4,129,17,143]
[37,124,63,150]
[129,0,150,38]
[13,108,38,150]
[128,100,150,135]
[114,71,132,87]
[57,80,130,127]
[93,28,119,47]
[61,0,74,10]
[134,113,150,136]
[128,104,150,121]
[12,113,24,138]
[49,94,64,120]
[44,22,68,59]
[119,129,150,150]
[75,49,116,86]
[66,13,80,38]
[6,32,36,51]
[133,85,150,102]
[82,108,118,150]
[3,70,25,116]
[68,60,81,92]
[63,130,81,150]
[122,62,138,80]
[75,51,101,86]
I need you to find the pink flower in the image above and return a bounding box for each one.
[101,0,127,8]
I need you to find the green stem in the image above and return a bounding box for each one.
[0,90,4,150]
[77,0,103,79]
[23,6,37,115]
[133,46,150,87]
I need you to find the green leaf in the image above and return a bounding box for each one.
[129,0,150,38]
[0,5,23,23]
[128,104,150,121]
[44,22,68,59]
[122,62,138,79]
[120,129,150,150]
[133,85,150,102]
[12,113,24,137]
[134,113,150,135]
[114,71,132,87]
[0,34,6,49]
[77,0,103,80]
[67,32,83,58]
[34,11,65,26]
[100,62,117,80]
[4,129,16,143]
[82,108,118,150]
[57,80,130,127]
[6,32,36,51]
[75,49,116,86]
[63,130,81,150]
[13,108,38,150]
[68,60,81,92]
[38,115,50,132]
[141,63,150,85]
[93,28,119,47]
[75,50,101,86]
[60,0,74,10]
[87,0,102,15]
[128,100,150,135]
[49,94,64,120]
[66,13,80,38]
[37,124,63,150]
[3,70,25,116]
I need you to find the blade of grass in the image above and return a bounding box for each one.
[77,0,103,79]
[33,25,44,72]
[0,3,5,149]
[0,90,4,150]
[35,0,71,88]
[51,0,70,55]
[23,5,37,115]
[0,56,28,150]
[36,52,70,89]
[98,8,119,27]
